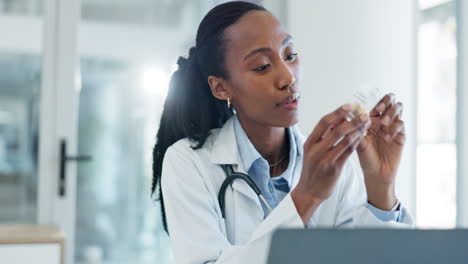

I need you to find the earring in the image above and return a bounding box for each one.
[227,97,231,108]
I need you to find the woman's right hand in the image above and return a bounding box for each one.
[291,104,371,224]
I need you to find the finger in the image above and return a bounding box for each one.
[320,118,346,140]
[336,138,361,168]
[394,132,406,146]
[318,113,370,152]
[381,102,403,127]
[326,127,366,163]
[383,119,405,143]
[369,93,396,117]
[307,104,354,143]
[321,114,369,145]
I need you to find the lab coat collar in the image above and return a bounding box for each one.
[208,116,245,171]
[208,115,305,173]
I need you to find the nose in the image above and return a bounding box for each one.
[277,61,297,93]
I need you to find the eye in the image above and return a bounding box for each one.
[286,53,298,61]
[253,64,271,72]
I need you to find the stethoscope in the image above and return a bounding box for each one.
[218,164,273,218]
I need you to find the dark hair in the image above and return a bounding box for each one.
[152,1,267,232]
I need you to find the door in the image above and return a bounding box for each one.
[0,0,80,263]
[71,1,212,263]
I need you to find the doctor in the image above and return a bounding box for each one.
[152,1,413,264]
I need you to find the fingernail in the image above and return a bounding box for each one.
[342,104,352,112]
[382,116,390,125]
[376,103,385,113]
[359,113,368,122]
[384,134,391,142]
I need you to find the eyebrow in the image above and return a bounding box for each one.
[243,35,293,61]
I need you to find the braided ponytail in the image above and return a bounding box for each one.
[152,1,267,233]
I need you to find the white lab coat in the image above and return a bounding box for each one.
[161,116,413,264]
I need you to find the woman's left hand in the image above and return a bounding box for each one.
[356,93,405,210]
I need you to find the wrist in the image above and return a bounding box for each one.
[365,181,397,211]
[291,188,323,224]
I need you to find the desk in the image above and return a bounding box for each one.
[0,225,65,264]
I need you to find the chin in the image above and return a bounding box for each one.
[277,110,299,127]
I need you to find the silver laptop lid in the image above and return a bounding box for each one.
[268,229,468,264]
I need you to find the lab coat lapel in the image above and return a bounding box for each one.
[290,124,305,189]
[208,117,262,207]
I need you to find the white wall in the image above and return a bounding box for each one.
[288,0,417,214]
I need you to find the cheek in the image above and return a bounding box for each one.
[232,74,274,107]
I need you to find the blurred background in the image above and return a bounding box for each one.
[0,0,465,263]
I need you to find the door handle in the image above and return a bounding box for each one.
[59,139,92,197]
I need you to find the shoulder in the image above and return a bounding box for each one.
[161,129,226,199]
[162,126,225,180]
[164,127,223,160]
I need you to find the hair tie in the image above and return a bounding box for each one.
[176,56,189,69]
[177,46,198,70]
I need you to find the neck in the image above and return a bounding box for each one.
[237,115,289,166]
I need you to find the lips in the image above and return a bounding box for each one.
[280,95,295,105]
[279,92,300,110]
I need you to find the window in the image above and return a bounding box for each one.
[0,0,43,224]
[417,0,457,228]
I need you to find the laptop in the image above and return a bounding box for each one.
[267,229,468,264]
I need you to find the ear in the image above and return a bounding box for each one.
[208,75,231,101]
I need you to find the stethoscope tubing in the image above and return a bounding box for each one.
[218,165,272,218]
